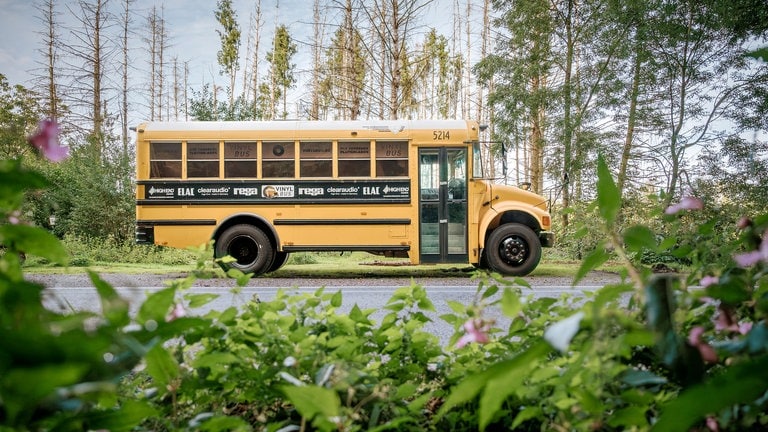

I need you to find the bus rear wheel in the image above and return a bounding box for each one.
[486,223,541,276]
[215,224,275,275]
[267,251,289,272]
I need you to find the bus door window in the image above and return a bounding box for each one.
[419,150,440,255]
[187,142,220,178]
[300,141,333,177]
[375,141,408,177]
[149,142,182,178]
[262,141,295,178]
[224,142,257,178]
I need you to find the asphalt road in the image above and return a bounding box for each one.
[34,271,624,346]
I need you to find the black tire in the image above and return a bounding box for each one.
[267,251,289,272]
[485,223,541,276]
[214,224,275,275]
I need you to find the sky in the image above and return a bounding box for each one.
[0,0,326,89]
[0,0,456,122]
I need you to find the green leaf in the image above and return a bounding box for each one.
[574,244,610,285]
[609,406,649,428]
[145,344,179,390]
[197,415,251,432]
[193,352,242,369]
[478,342,552,429]
[1,364,88,423]
[186,293,219,308]
[500,288,522,318]
[137,286,176,324]
[596,155,621,226]
[653,355,768,431]
[281,384,341,423]
[747,46,768,62]
[621,369,668,387]
[0,224,68,265]
[623,225,657,252]
[593,284,633,311]
[85,400,158,432]
[512,406,542,429]
[436,341,550,425]
[330,290,343,308]
[481,285,499,300]
[89,271,130,327]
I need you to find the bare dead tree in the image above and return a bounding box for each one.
[62,0,116,154]
[358,0,433,119]
[145,5,170,121]
[118,0,133,154]
[33,0,63,123]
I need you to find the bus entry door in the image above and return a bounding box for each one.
[418,147,468,264]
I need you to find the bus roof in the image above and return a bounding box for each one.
[138,119,477,134]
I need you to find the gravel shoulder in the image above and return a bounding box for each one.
[29,270,623,289]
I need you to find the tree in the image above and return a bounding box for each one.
[242,0,263,108]
[266,24,297,119]
[33,0,63,123]
[63,0,114,152]
[360,0,434,119]
[475,0,555,193]
[145,5,169,121]
[117,0,133,154]
[644,0,768,206]
[320,0,367,120]
[415,29,461,119]
[215,0,241,108]
[0,76,44,160]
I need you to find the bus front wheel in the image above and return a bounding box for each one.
[486,223,541,276]
[215,224,275,275]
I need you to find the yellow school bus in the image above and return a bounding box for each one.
[134,120,553,276]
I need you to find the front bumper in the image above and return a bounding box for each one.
[539,231,555,248]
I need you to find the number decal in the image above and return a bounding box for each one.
[433,130,450,140]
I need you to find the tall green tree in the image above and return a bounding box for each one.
[320,0,366,120]
[215,0,241,108]
[475,0,554,193]
[644,0,768,206]
[266,24,297,119]
[0,76,44,160]
[416,29,462,119]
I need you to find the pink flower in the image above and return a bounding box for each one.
[737,217,752,230]
[706,415,720,432]
[456,318,490,348]
[27,119,68,162]
[687,326,718,364]
[165,303,186,322]
[8,210,21,225]
[699,275,719,287]
[733,231,768,267]
[664,196,703,215]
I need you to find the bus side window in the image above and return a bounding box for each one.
[262,141,295,178]
[300,141,332,177]
[224,142,257,178]
[149,142,182,178]
[376,140,408,177]
[187,142,220,178]
[338,141,371,177]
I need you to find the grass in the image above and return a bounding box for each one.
[22,244,623,279]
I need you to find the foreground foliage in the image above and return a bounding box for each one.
[2,154,768,431]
